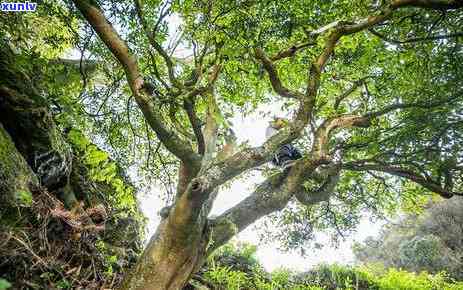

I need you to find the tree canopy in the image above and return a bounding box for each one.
[1,0,462,289]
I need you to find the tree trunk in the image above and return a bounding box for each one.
[120,217,210,290]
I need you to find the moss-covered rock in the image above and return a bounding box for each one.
[0,123,38,209]
[0,43,145,289]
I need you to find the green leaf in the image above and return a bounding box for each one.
[0,279,11,290]
[15,190,33,207]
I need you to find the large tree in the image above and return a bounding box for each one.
[4,0,463,289]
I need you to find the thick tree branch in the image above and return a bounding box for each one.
[213,0,463,193]
[313,115,371,156]
[203,119,306,193]
[343,162,461,198]
[72,0,201,167]
[73,0,141,86]
[255,48,304,99]
[184,97,205,155]
[208,156,331,253]
[158,68,223,229]
[207,172,289,253]
[296,5,396,129]
[270,41,316,62]
[295,164,341,206]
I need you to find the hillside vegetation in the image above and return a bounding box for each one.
[188,243,463,290]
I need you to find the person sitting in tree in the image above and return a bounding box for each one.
[265,117,302,169]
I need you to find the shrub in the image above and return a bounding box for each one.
[197,243,463,290]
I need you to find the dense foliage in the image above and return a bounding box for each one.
[52,0,463,253]
[354,196,463,280]
[0,8,145,288]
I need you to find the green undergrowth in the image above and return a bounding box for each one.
[195,243,463,290]
[0,128,146,289]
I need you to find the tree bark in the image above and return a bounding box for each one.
[120,217,210,290]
